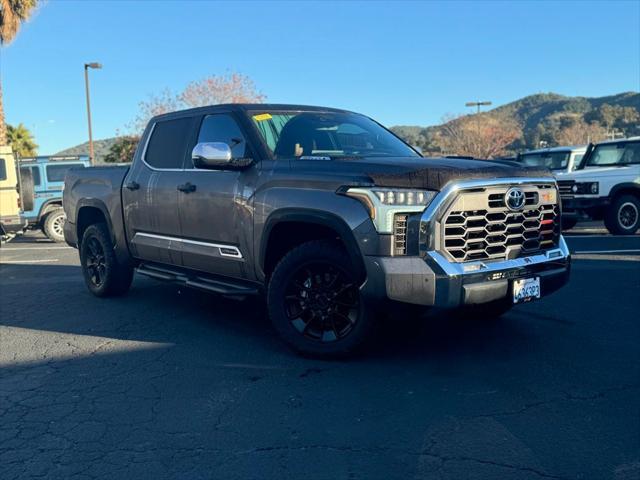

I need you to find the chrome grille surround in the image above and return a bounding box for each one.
[418,178,561,263]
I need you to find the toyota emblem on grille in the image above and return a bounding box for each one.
[505,187,525,211]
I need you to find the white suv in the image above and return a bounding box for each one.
[517,145,587,173]
[556,138,640,235]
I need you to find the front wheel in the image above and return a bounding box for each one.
[267,240,374,357]
[80,223,134,297]
[43,207,66,242]
[604,195,640,235]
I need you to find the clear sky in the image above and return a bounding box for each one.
[1,0,639,154]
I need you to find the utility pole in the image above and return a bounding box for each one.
[465,101,492,135]
[84,62,102,165]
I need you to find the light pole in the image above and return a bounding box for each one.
[465,101,492,134]
[84,62,102,165]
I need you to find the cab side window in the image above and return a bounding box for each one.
[145,117,195,169]
[0,159,6,181]
[196,114,248,162]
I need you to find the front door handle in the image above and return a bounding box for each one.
[125,181,140,191]
[177,182,196,193]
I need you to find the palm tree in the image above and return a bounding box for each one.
[0,0,39,145]
[7,122,37,157]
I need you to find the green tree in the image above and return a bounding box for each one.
[6,122,37,157]
[103,136,140,164]
[0,0,39,145]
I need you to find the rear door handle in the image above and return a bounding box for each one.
[125,181,140,191]
[177,182,196,193]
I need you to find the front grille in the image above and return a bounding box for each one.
[442,185,560,262]
[393,214,408,255]
[557,180,575,197]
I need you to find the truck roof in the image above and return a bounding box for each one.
[521,145,587,155]
[19,155,90,164]
[593,136,640,146]
[150,103,354,123]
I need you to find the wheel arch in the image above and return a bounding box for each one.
[76,200,115,245]
[38,199,63,221]
[609,183,640,202]
[259,209,366,284]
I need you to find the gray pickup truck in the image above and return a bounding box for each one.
[64,104,570,356]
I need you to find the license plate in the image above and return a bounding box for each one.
[513,277,540,304]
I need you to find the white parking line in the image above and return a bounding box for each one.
[0,259,60,264]
[0,246,73,251]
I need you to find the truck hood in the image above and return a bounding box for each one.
[291,156,552,191]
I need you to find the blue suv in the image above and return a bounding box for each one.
[19,155,90,241]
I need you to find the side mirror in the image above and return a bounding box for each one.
[192,142,232,169]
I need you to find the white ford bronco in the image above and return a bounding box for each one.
[556,138,640,235]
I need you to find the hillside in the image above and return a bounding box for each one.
[55,137,119,164]
[391,91,640,155]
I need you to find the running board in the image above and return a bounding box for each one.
[136,263,259,296]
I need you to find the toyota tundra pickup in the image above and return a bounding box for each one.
[63,104,570,356]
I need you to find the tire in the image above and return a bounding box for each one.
[604,195,640,235]
[19,168,34,212]
[80,223,133,297]
[267,240,374,357]
[561,217,577,231]
[43,207,66,242]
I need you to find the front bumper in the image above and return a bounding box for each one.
[361,236,571,308]
[561,196,609,218]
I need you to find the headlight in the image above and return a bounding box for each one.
[571,182,599,195]
[342,187,436,233]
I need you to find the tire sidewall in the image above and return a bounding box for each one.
[607,195,640,235]
[44,208,66,242]
[267,241,372,357]
[80,224,117,297]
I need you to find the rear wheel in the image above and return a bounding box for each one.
[80,223,133,297]
[604,195,640,235]
[267,240,373,357]
[43,207,66,242]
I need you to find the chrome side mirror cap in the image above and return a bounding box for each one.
[192,142,232,168]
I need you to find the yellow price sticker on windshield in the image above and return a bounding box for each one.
[253,113,272,122]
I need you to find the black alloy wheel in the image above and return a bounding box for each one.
[84,236,107,288]
[283,261,359,343]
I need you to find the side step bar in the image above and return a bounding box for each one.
[136,263,260,296]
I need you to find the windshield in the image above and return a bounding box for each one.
[518,151,570,170]
[250,111,419,159]
[586,141,640,167]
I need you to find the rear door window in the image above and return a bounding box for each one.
[145,117,195,169]
[46,164,85,182]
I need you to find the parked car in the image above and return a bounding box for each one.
[556,138,640,234]
[0,146,30,236]
[19,155,90,241]
[63,104,570,357]
[516,145,587,173]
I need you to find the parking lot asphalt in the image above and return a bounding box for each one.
[1,226,639,480]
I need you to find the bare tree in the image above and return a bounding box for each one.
[554,120,607,145]
[180,73,265,108]
[129,72,265,133]
[435,114,521,159]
